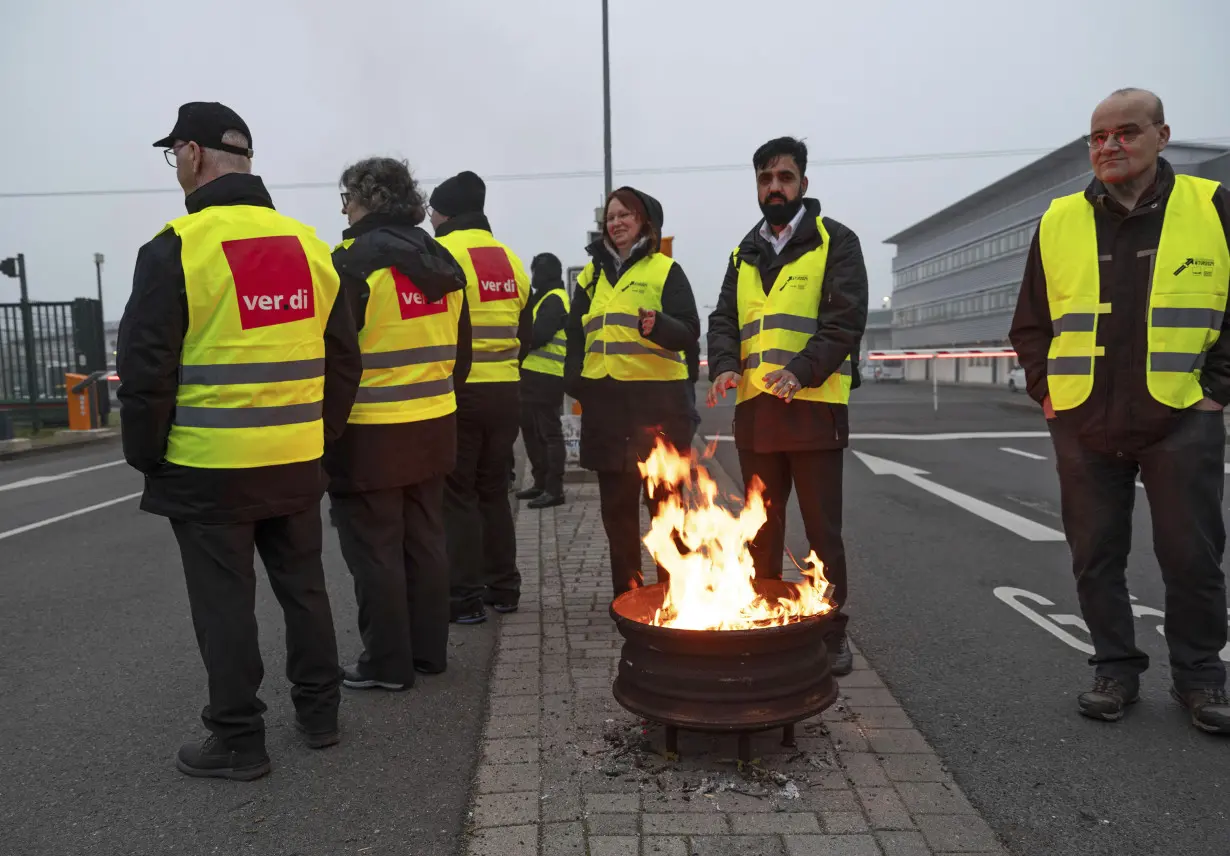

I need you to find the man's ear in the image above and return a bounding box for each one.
[800,176,809,196]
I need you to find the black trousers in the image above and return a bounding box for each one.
[1049,410,1227,691]
[169,507,342,751]
[331,476,450,684]
[447,387,521,613]
[599,470,672,596]
[521,400,565,496]
[737,448,849,641]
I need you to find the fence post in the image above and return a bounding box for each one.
[17,254,39,433]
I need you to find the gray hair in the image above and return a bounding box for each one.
[1109,87,1165,123]
[339,157,426,224]
[209,129,252,174]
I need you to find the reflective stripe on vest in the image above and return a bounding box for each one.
[349,264,464,425]
[163,205,339,468]
[1040,174,1229,411]
[734,217,851,405]
[579,255,687,382]
[522,287,570,378]
[436,229,530,383]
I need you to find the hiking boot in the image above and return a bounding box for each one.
[828,635,853,677]
[294,717,340,749]
[451,605,488,625]
[1078,676,1139,722]
[1170,686,1230,734]
[515,486,544,501]
[527,492,565,510]
[342,665,407,692]
[175,734,270,781]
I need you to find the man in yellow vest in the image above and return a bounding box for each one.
[516,252,570,509]
[327,156,470,691]
[706,136,869,677]
[1010,88,1230,734]
[429,171,532,622]
[117,103,362,780]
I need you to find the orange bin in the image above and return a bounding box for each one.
[65,373,101,431]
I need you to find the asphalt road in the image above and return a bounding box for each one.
[0,439,496,856]
[699,380,1230,856]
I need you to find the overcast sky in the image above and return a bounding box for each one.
[2,0,1228,324]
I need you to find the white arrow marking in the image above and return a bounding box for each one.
[0,492,143,542]
[1000,447,1046,461]
[993,587,1095,654]
[854,451,1066,541]
[0,459,126,493]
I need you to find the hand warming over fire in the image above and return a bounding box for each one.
[707,371,740,407]
[764,368,801,402]
[637,308,656,336]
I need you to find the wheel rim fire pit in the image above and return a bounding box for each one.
[610,581,837,762]
[606,439,840,762]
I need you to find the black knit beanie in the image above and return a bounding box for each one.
[429,171,486,217]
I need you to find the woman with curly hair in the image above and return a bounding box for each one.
[326,156,470,690]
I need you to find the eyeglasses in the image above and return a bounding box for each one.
[1084,121,1162,150]
[163,148,177,167]
[340,192,351,207]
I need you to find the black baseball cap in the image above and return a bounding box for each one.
[153,102,253,157]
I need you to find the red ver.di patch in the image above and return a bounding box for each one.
[394,269,448,320]
[468,246,519,303]
[223,235,316,330]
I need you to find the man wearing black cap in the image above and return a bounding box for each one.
[429,171,532,623]
[516,252,570,510]
[117,102,362,780]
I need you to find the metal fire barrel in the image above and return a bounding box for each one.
[609,580,838,733]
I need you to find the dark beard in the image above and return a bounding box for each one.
[760,195,803,227]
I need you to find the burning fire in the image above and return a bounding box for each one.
[636,439,834,631]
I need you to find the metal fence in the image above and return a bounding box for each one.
[0,298,107,426]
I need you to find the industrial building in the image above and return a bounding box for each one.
[883,138,1230,385]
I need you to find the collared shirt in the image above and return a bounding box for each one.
[758,203,808,255]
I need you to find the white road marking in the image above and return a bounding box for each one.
[1225,463,1230,475]
[704,432,1051,442]
[855,451,1066,541]
[0,459,126,493]
[0,492,143,542]
[1000,447,1047,461]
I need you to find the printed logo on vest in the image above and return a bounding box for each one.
[468,247,520,302]
[1173,256,1217,277]
[393,269,448,320]
[780,274,810,290]
[223,236,315,330]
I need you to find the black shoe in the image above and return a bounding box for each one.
[414,660,447,675]
[1170,685,1230,734]
[527,492,565,509]
[1078,676,1139,722]
[515,487,545,501]
[342,665,407,691]
[828,635,853,677]
[175,734,270,781]
[294,718,340,749]
[451,606,488,625]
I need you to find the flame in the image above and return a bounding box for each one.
[636,438,834,631]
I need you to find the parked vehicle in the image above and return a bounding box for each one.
[875,358,905,383]
[1007,365,1026,392]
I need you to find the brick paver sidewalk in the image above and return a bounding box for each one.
[463,479,1009,856]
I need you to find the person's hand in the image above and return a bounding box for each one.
[638,308,656,336]
[1193,397,1225,412]
[707,371,740,407]
[1042,395,1056,421]
[764,368,802,402]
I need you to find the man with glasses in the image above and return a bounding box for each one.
[118,102,362,779]
[1010,88,1230,734]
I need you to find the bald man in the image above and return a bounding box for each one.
[1010,88,1230,734]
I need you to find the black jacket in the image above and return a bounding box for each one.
[116,173,363,523]
[521,253,569,406]
[564,222,701,472]
[706,198,869,452]
[434,212,534,402]
[1009,158,1230,454]
[323,213,470,494]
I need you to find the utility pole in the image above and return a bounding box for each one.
[601,0,613,201]
[94,253,105,318]
[0,253,40,432]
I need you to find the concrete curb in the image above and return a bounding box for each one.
[0,429,120,462]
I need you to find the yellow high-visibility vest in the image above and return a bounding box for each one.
[521,287,570,378]
[163,205,340,468]
[579,254,687,382]
[436,229,530,383]
[734,217,851,405]
[1040,174,1229,410]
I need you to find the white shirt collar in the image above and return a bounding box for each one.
[758,203,808,254]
